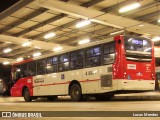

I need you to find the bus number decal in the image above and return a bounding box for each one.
[85,71,96,75]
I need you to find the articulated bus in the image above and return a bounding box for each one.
[10,35,155,102]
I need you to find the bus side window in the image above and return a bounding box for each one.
[46,56,58,73]
[12,65,21,82]
[85,46,101,67]
[28,61,36,76]
[103,41,115,65]
[58,53,70,72]
[21,63,29,77]
[37,59,46,75]
[70,50,83,70]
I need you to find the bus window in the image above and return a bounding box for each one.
[70,50,84,70]
[21,63,29,77]
[12,65,21,82]
[37,59,46,75]
[47,56,58,73]
[59,53,70,72]
[85,46,101,67]
[103,41,115,64]
[28,61,36,76]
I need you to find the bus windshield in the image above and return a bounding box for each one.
[124,36,152,54]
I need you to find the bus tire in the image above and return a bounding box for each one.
[70,84,82,101]
[47,96,58,101]
[23,88,32,102]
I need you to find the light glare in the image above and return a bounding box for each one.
[152,37,160,42]
[33,52,41,57]
[53,46,63,51]
[119,3,141,13]
[17,57,24,62]
[22,42,31,47]
[3,61,9,65]
[76,20,91,28]
[78,39,90,45]
[3,48,12,53]
[44,32,56,39]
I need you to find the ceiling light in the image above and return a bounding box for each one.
[76,20,91,28]
[78,39,90,45]
[152,36,160,41]
[119,3,141,13]
[139,24,144,27]
[3,48,12,53]
[17,57,24,62]
[5,41,12,43]
[53,46,63,51]
[44,32,56,39]
[33,52,41,57]
[3,61,9,65]
[34,46,41,49]
[22,42,31,47]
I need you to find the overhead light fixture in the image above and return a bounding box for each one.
[3,48,12,53]
[53,46,63,51]
[152,36,160,41]
[119,3,141,13]
[17,57,24,62]
[3,61,9,65]
[76,20,91,28]
[44,32,56,39]
[78,39,90,45]
[34,46,41,49]
[33,52,41,57]
[5,41,12,43]
[22,42,31,47]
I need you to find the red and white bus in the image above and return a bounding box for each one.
[10,35,155,101]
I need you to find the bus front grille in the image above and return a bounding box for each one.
[101,75,112,87]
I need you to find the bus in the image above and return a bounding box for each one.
[10,35,155,102]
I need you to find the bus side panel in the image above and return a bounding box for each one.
[11,77,33,97]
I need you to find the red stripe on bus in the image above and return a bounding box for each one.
[33,79,100,87]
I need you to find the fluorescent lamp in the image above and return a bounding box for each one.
[78,39,90,45]
[152,37,160,41]
[17,57,24,62]
[53,46,63,51]
[119,3,141,13]
[34,46,41,49]
[33,52,41,57]
[3,48,12,53]
[3,61,9,65]
[76,20,91,28]
[22,42,31,47]
[44,32,56,39]
[5,41,12,43]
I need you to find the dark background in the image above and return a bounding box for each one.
[0,0,20,13]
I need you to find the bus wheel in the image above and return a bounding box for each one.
[47,96,58,101]
[23,88,32,102]
[70,84,82,101]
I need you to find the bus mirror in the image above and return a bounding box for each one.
[118,40,121,44]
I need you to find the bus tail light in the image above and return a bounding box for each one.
[151,73,155,80]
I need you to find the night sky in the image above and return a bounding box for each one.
[0,0,20,13]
